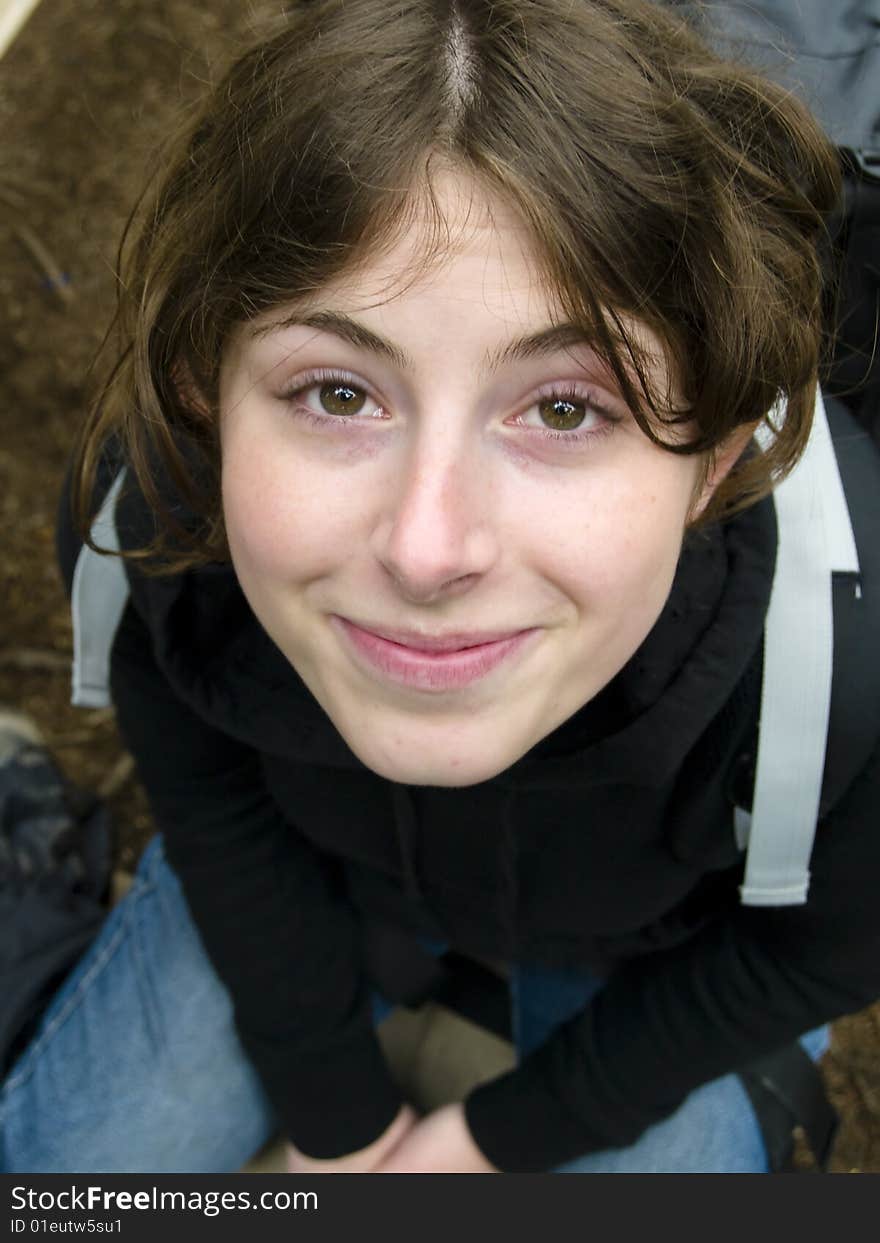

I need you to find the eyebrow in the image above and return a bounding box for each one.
[252,311,409,370]
[488,322,601,371]
[251,310,599,373]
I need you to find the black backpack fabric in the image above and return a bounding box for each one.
[828,154,880,441]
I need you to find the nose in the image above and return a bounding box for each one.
[373,438,500,603]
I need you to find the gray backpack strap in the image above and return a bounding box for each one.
[70,469,131,708]
[738,391,861,905]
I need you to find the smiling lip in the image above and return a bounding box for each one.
[331,617,539,691]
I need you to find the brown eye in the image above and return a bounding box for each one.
[538,397,586,431]
[319,383,367,416]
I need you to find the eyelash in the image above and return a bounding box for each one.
[278,368,621,446]
[512,384,621,445]
[278,368,387,431]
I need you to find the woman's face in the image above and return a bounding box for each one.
[220,170,723,786]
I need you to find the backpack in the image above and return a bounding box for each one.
[656,2,880,902]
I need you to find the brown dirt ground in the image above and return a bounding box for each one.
[0,0,877,1174]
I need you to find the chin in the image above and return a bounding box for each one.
[344,732,520,789]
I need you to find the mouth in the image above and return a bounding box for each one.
[330,616,540,692]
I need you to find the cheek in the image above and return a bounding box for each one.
[221,426,379,595]
[221,448,281,574]
[530,458,695,617]
[221,435,323,583]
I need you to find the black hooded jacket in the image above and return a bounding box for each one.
[57,398,880,1172]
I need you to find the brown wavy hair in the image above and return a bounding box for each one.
[73,0,842,570]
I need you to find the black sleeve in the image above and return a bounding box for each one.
[465,735,880,1171]
[109,602,403,1158]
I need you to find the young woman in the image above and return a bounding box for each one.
[2,0,878,1173]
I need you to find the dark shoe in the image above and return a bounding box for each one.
[739,1043,840,1172]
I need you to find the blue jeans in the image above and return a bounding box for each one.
[0,836,828,1173]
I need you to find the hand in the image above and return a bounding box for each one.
[285,1103,418,1173]
[374,1103,498,1173]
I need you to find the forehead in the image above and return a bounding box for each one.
[302,165,560,325]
